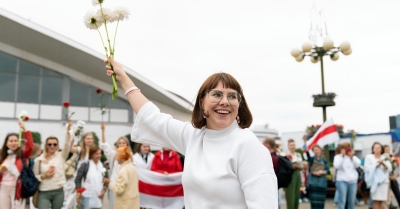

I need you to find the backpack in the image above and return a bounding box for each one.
[276,155,295,188]
[356,167,365,182]
[64,153,79,178]
[18,153,39,198]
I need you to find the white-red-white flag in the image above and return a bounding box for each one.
[306,118,340,150]
[138,168,184,209]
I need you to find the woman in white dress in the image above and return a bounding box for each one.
[103,57,277,208]
[364,142,391,209]
[99,122,134,209]
[63,132,95,209]
[133,144,154,170]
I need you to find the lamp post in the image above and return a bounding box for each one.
[291,6,352,161]
[291,38,352,121]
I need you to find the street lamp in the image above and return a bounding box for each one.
[291,38,352,122]
[291,5,352,161]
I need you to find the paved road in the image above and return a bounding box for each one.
[281,198,370,209]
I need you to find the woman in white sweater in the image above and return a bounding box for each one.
[364,142,392,209]
[103,57,277,209]
[333,142,361,209]
[133,143,154,170]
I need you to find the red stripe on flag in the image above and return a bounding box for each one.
[139,180,184,197]
[308,125,337,150]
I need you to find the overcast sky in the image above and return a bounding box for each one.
[1,0,399,134]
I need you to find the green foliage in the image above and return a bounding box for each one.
[125,134,136,153]
[31,132,42,145]
[91,132,99,146]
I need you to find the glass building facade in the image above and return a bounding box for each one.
[0,51,133,123]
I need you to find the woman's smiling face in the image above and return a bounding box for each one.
[202,81,240,130]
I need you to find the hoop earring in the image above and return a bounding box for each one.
[236,115,240,124]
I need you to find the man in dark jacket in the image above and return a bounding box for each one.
[262,137,279,173]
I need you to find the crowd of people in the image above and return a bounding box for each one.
[6,56,400,209]
[263,136,400,209]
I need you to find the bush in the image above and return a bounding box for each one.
[31,132,41,145]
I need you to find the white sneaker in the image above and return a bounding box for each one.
[299,199,303,203]
[304,198,309,203]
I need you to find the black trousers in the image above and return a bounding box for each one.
[391,180,400,207]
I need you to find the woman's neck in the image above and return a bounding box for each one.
[93,160,98,164]
[374,153,381,158]
[290,151,296,154]
[46,152,55,158]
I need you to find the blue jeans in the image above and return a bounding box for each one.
[336,181,357,209]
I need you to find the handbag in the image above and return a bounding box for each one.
[19,153,39,198]
[32,161,41,208]
[64,153,78,178]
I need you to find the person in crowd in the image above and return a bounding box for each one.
[75,145,108,209]
[334,142,361,209]
[99,122,134,209]
[104,57,277,208]
[299,161,309,204]
[0,120,33,209]
[285,139,303,209]
[33,121,72,209]
[305,144,330,209]
[262,137,278,173]
[383,144,400,208]
[29,143,42,209]
[133,143,154,170]
[365,142,392,209]
[70,132,95,169]
[151,147,182,174]
[104,146,139,209]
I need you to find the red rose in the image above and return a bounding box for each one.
[96,89,102,94]
[24,116,29,121]
[76,187,86,194]
[63,102,70,108]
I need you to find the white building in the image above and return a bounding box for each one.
[0,8,193,148]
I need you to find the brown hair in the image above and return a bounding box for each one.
[44,136,59,156]
[116,146,131,161]
[341,142,351,149]
[262,137,276,148]
[371,142,384,154]
[191,73,252,129]
[312,144,322,152]
[79,132,94,159]
[288,139,295,145]
[0,133,22,163]
[383,144,390,148]
[88,145,101,160]
[335,144,343,155]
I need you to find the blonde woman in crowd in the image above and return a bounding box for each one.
[0,120,33,209]
[133,143,154,170]
[104,146,139,209]
[33,121,72,209]
[285,139,303,209]
[99,122,134,209]
[64,128,95,208]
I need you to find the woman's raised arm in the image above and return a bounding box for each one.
[105,57,149,114]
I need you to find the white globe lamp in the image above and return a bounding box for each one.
[302,42,313,52]
[291,48,302,57]
[323,37,334,50]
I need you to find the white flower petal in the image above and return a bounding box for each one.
[98,8,117,23]
[92,0,104,6]
[83,10,103,30]
[114,7,130,21]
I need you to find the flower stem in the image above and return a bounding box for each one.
[112,20,120,54]
[96,24,108,56]
[18,128,22,147]
[100,4,118,100]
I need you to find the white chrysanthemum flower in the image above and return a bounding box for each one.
[18,110,28,118]
[83,10,103,30]
[92,0,104,6]
[114,7,130,21]
[98,8,117,23]
[77,120,86,128]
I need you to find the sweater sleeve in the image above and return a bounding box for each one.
[23,131,34,158]
[100,142,116,166]
[109,168,129,196]
[333,155,344,169]
[131,102,194,155]
[61,134,71,160]
[237,136,278,209]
